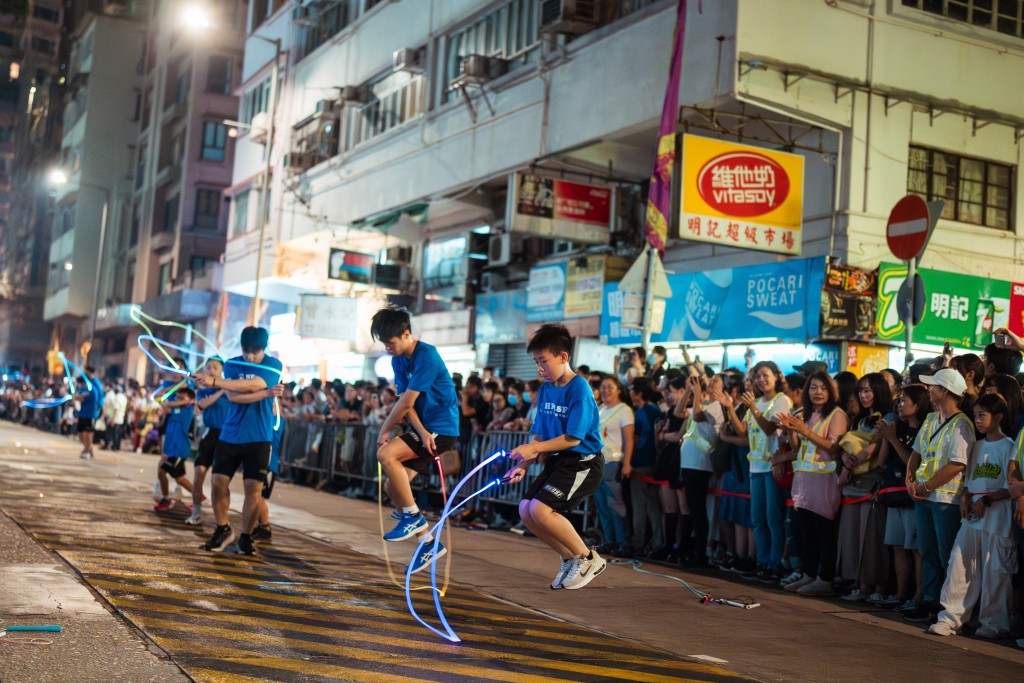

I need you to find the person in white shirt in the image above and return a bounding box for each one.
[594,377,634,555]
[928,393,1018,638]
[111,385,128,451]
[679,374,725,567]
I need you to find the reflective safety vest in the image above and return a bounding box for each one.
[793,408,841,474]
[1015,430,1024,472]
[915,412,972,495]
[682,407,714,454]
[746,394,784,462]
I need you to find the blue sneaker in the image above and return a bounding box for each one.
[409,542,447,574]
[383,511,428,542]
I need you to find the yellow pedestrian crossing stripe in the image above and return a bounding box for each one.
[0,468,748,682]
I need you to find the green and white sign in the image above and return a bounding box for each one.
[876,262,1010,350]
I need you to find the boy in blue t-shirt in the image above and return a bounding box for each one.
[504,323,607,590]
[252,402,284,543]
[187,357,229,526]
[75,366,104,459]
[155,387,197,511]
[371,306,460,575]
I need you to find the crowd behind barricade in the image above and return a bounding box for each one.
[6,329,1024,640]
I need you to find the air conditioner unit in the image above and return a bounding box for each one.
[487,233,523,267]
[540,0,601,35]
[285,152,314,171]
[481,270,507,293]
[551,239,574,255]
[451,55,508,89]
[316,99,341,119]
[374,264,411,290]
[292,5,316,27]
[393,48,425,74]
[384,245,413,264]
[341,85,367,105]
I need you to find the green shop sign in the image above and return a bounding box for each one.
[876,262,1010,350]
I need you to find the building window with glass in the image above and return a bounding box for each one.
[902,0,1024,38]
[164,194,180,233]
[206,55,233,95]
[158,263,172,295]
[908,145,1013,230]
[349,71,426,148]
[195,188,222,230]
[232,190,250,235]
[201,121,228,162]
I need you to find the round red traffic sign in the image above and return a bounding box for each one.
[886,195,930,261]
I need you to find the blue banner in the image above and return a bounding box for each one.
[601,256,826,345]
[526,262,567,322]
[475,290,529,344]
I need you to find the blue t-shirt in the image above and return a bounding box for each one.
[163,404,194,459]
[219,354,283,445]
[393,341,459,437]
[632,403,665,468]
[269,423,283,474]
[197,388,230,430]
[77,378,103,420]
[529,374,603,456]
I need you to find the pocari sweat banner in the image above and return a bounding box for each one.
[601,256,825,345]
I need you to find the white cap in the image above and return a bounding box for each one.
[919,368,968,397]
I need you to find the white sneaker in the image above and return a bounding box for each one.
[185,512,202,526]
[550,557,573,590]
[927,620,956,636]
[784,574,816,592]
[864,592,886,605]
[841,588,867,602]
[561,549,607,590]
[80,451,91,459]
[779,570,804,586]
[974,626,1006,640]
[797,577,836,596]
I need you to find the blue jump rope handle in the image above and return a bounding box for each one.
[5,625,62,632]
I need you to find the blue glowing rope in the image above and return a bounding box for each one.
[404,450,509,643]
[21,352,87,409]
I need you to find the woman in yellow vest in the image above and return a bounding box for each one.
[902,368,975,624]
[776,372,849,596]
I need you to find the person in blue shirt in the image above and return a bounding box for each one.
[504,323,607,590]
[154,387,198,511]
[75,365,104,460]
[252,400,284,543]
[371,306,460,575]
[187,357,230,526]
[193,327,284,555]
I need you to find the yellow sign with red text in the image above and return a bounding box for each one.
[680,135,805,255]
[846,342,891,377]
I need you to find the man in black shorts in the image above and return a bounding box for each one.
[75,366,103,460]
[371,306,460,574]
[188,357,229,525]
[193,328,284,554]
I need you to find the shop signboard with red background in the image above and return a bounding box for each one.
[509,173,612,244]
[1010,282,1024,338]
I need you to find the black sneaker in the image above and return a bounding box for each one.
[202,525,235,552]
[647,545,673,561]
[681,551,709,568]
[902,605,934,623]
[754,568,779,584]
[735,558,759,576]
[251,524,272,542]
[235,534,255,555]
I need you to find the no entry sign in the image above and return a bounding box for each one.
[886,195,931,261]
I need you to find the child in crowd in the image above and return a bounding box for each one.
[504,323,606,590]
[154,387,198,511]
[928,393,1018,637]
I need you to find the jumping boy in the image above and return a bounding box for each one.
[504,323,607,590]
[372,306,460,574]
[187,357,229,525]
[155,386,198,511]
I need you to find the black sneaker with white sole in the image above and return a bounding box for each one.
[251,524,272,542]
[235,533,255,556]
[202,525,235,552]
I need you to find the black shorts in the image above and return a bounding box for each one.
[160,457,187,479]
[195,428,221,469]
[523,452,604,514]
[397,432,458,476]
[212,441,271,481]
[77,417,95,433]
[262,472,276,500]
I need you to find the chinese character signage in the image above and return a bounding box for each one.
[475,289,528,344]
[526,263,567,322]
[821,262,877,340]
[299,295,359,342]
[1010,282,1024,338]
[328,248,374,284]
[509,173,612,245]
[600,256,825,345]
[565,255,608,319]
[876,262,1010,350]
[679,135,805,255]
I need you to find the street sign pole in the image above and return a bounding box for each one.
[904,258,915,367]
[641,246,656,350]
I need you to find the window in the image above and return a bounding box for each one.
[349,71,426,147]
[0,32,15,48]
[902,0,1024,39]
[163,194,179,233]
[297,2,350,61]
[241,78,271,125]
[442,0,540,102]
[207,55,233,95]
[33,5,60,22]
[158,263,172,295]
[232,190,250,236]
[190,256,211,276]
[30,37,56,55]
[195,188,221,229]
[908,145,1013,230]
[176,69,190,104]
[129,204,141,247]
[201,121,227,161]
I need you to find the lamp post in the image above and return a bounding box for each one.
[49,169,110,365]
[250,34,281,327]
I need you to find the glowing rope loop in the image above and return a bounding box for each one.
[404,450,509,643]
[21,352,88,410]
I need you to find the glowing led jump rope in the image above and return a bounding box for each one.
[132,306,282,429]
[20,352,89,409]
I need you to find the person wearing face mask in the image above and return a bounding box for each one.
[646,346,669,382]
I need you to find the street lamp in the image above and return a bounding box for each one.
[186,6,280,326]
[49,169,110,365]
